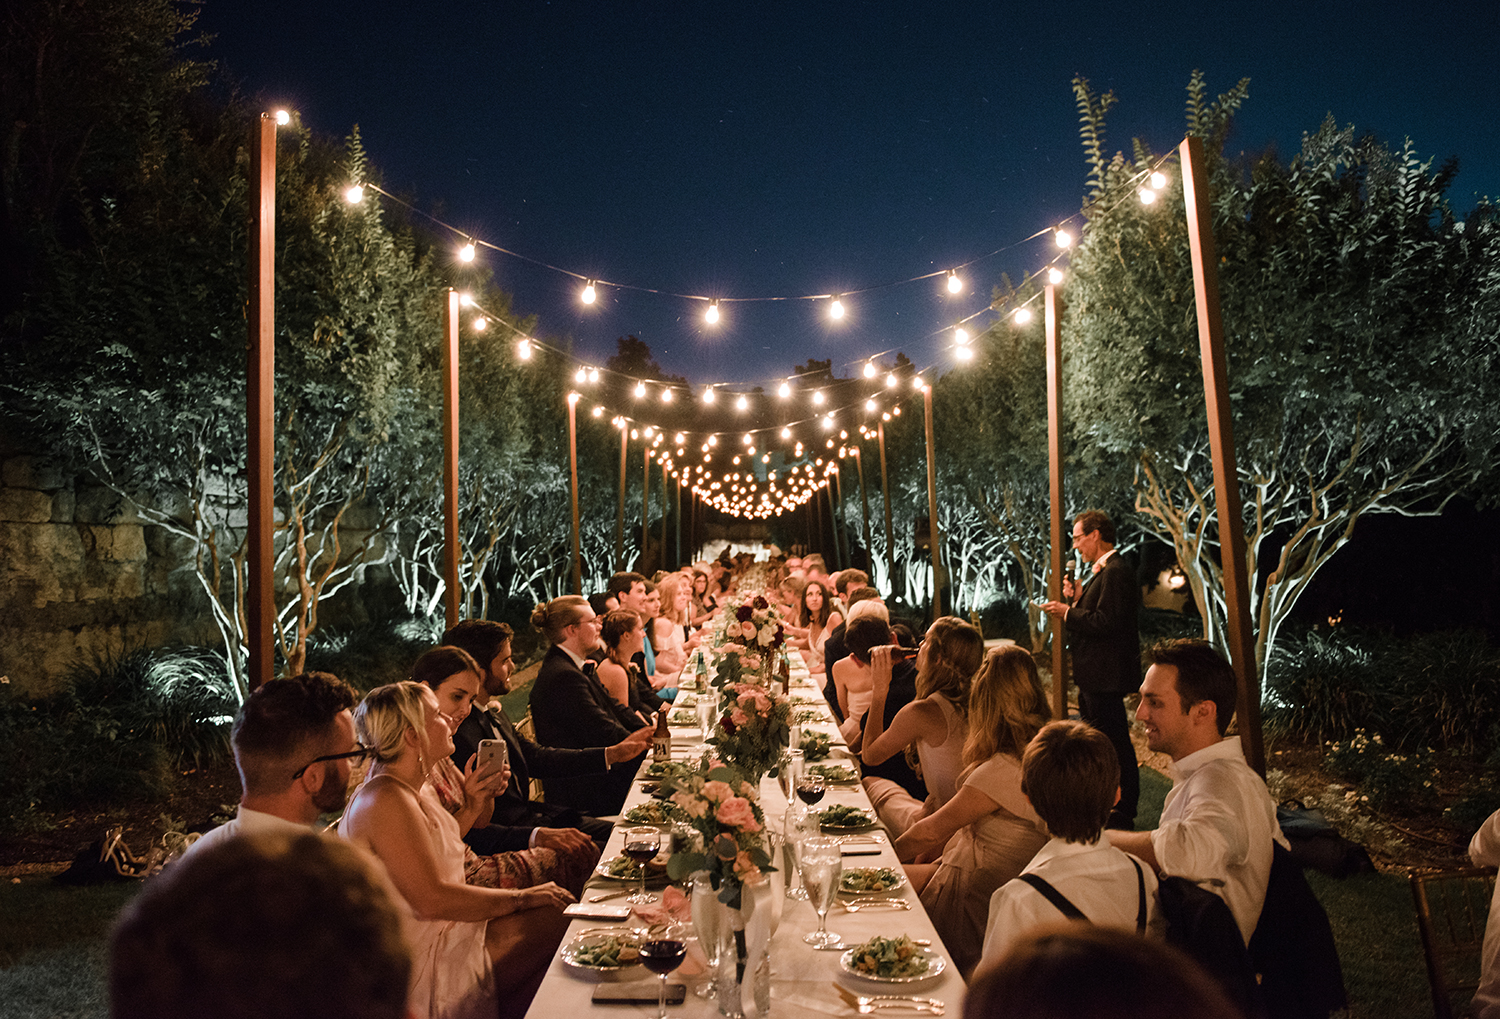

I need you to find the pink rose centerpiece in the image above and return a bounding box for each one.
[709,682,791,785]
[662,763,774,908]
[710,596,786,688]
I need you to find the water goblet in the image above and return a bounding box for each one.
[799,836,843,947]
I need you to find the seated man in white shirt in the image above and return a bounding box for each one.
[981,719,1161,964]
[1108,639,1286,946]
[1470,806,1500,1019]
[183,671,365,857]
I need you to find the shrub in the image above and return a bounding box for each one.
[1443,785,1500,835]
[1264,628,1384,742]
[1324,730,1438,813]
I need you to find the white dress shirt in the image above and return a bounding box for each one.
[1150,735,1287,944]
[981,835,1162,965]
[179,805,317,860]
[1469,808,1500,1019]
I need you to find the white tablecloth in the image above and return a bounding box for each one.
[524,660,966,1018]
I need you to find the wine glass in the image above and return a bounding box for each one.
[640,918,689,1019]
[799,836,843,947]
[795,773,826,812]
[689,873,722,999]
[696,691,717,743]
[622,826,661,905]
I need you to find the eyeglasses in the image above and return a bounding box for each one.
[292,744,373,780]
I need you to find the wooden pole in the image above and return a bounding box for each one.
[674,472,682,568]
[661,461,669,570]
[567,394,582,595]
[246,113,277,692]
[1045,284,1068,722]
[641,447,651,569]
[877,421,896,599]
[832,464,848,571]
[853,447,873,571]
[441,289,462,626]
[1181,135,1265,774]
[615,423,628,570]
[922,384,942,619]
[814,483,824,560]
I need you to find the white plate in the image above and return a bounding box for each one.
[838,945,946,984]
[561,931,644,981]
[837,867,909,897]
[595,855,671,886]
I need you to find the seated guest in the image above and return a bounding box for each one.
[842,609,927,803]
[832,568,870,612]
[1106,639,1286,946]
[529,596,650,817]
[965,923,1240,1019]
[981,720,1162,966]
[689,568,718,625]
[607,572,672,706]
[862,616,982,837]
[597,608,651,714]
[1471,806,1500,1019]
[897,645,1051,977]
[831,612,889,741]
[339,682,574,1019]
[111,830,410,1019]
[413,646,598,896]
[820,586,883,719]
[789,579,842,673]
[443,619,641,847]
[652,572,697,686]
[182,671,362,858]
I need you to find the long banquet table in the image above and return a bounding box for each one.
[525,655,966,1019]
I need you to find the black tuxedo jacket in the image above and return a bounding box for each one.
[529,645,644,816]
[452,702,610,837]
[856,659,926,800]
[1066,552,1142,694]
[821,623,850,723]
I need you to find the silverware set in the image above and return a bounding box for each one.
[840,897,912,912]
[835,984,945,1014]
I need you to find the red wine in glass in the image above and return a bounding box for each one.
[796,779,826,806]
[640,939,687,974]
[624,843,658,865]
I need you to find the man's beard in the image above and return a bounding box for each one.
[313,762,351,814]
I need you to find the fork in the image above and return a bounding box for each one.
[841,898,912,911]
[835,985,945,1014]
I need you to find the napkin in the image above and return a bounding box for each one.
[630,883,692,926]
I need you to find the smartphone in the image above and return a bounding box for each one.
[477,738,508,773]
[592,983,687,1005]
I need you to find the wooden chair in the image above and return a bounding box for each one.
[517,709,545,802]
[1409,866,1497,1019]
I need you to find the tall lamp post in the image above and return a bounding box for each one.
[441,289,462,627]
[567,392,582,595]
[246,111,281,693]
[1044,284,1068,721]
[615,421,628,570]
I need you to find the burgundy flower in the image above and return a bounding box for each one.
[735,605,753,622]
[721,712,738,735]
[753,596,768,610]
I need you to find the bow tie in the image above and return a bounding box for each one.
[582,660,599,676]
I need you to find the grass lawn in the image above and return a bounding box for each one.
[0,764,1445,1019]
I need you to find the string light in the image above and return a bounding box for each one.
[575,368,587,383]
[947,271,963,294]
[1014,308,1033,325]
[634,382,647,398]
[1055,229,1072,249]
[458,293,474,307]
[781,426,792,439]
[1047,268,1064,285]
[705,301,720,324]
[588,368,599,383]
[472,317,487,331]
[702,386,716,404]
[517,339,533,359]
[865,398,877,412]
[274,110,290,125]
[581,281,597,304]
[955,346,974,361]
[829,297,845,320]
[459,240,476,262]
[863,362,876,378]
[592,406,604,417]
[778,382,791,398]
[954,326,970,344]
[812,390,825,406]
[344,184,364,203]
[736,395,749,411]
[885,373,898,389]
[661,388,673,403]
[1139,188,1157,205]
[567,391,580,405]
[1150,171,1168,190]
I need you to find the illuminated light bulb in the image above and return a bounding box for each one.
[865,398,877,412]
[839,429,848,440]
[863,361,876,378]
[1150,171,1168,190]
[812,390,825,406]
[747,446,756,455]
[780,427,792,439]
[1139,188,1157,205]
[472,317,487,331]
[1048,267,1064,285]
[830,297,845,320]
[661,388,673,403]
[581,281,597,304]
[704,453,712,462]
[592,406,604,417]
[742,433,753,445]
[588,368,599,383]
[821,416,832,430]
[674,433,685,445]
[947,271,963,294]
[762,454,770,463]
[892,406,901,416]
[705,301,720,324]
[644,427,655,438]
[701,443,709,453]
[1055,229,1073,249]
[702,386,716,404]
[344,184,364,203]
[567,391,580,405]
[677,448,684,457]
[955,326,970,345]
[1014,308,1033,325]
[733,456,741,465]
[708,435,718,447]
[274,110,290,125]
[459,241,476,262]
[882,412,891,421]
[955,345,974,362]
[778,382,791,399]
[826,439,835,449]
[913,375,924,390]
[630,429,639,439]
[634,382,647,398]
[575,368,587,383]
[735,395,748,411]
[458,292,474,307]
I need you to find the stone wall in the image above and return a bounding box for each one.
[0,445,211,697]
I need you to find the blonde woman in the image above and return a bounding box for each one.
[338,682,573,1019]
[862,616,983,837]
[893,645,1051,977]
[651,572,695,685]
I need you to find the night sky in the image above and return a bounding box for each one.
[201,2,1499,387]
